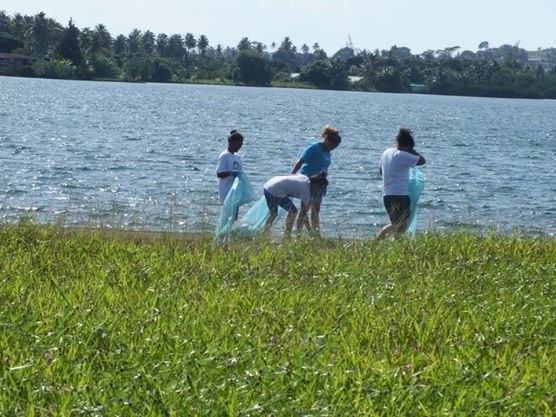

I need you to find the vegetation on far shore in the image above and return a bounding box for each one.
[1,222,555,416]
[1,11,556,98]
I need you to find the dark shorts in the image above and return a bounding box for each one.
[383,195,410,225]
[264,189,297,214]
[311,184,327,204]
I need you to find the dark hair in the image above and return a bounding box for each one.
[309,171,329,187]
[228,130,244,144]
[396,128,414,148]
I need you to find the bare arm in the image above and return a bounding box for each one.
[291,159,304,174]
[407,149,426,166]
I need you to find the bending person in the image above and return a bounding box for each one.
[378,128,426,239]
[291,125,341,236]
[263,172,329,238]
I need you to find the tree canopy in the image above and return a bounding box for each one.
[1,9,556,99]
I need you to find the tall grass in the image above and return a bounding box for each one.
[0,222,554,416]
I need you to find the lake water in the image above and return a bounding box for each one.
[1,76,555,237]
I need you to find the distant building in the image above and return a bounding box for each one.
[348,75,363,84]
[0,53,37,74]
[410,83,426,93]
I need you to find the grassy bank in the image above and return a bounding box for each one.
[1,223,555,416]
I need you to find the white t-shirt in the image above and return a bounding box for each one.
[216,150,242,204]
[264,174,311,205]
[379,148,420,196]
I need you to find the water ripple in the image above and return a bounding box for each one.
[1,76,555,236]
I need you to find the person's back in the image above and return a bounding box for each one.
[377,128,425,239]
[264,174,311,204]
[263,172,329,237]
[379,148,419,196]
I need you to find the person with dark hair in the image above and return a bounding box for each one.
[216,130,244,204]
[378,128,426,239]
[291,125,341,236]
[263,171,329,237]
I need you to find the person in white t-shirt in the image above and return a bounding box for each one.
[216,130,244,204]
[263,172,329,237]
[378,128,426,239]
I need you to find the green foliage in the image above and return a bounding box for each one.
[232,51,272,86]
[0,224,555,416]
[166,34,184,62]
[151,57,173,82]
[0,31,23,52]
[123,55,152,81]
[56,19,83,67]
[32,58,77,79]
[32,12,50,56]
[300,59,330,87]
[300,58,349,90]
[271,36,298,72]
[375,67,411,93]
[2,10,556,97]
[89,53,121,79]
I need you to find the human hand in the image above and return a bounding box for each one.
[231,169,240,178]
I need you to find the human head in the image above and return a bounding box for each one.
[320,125,341,151]
[228,129,244,152]
[309,171,329,195]
[396,128,415,150]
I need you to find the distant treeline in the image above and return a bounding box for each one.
[1,11,556,99]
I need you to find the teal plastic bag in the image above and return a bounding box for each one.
[238,196,285,237]
[407,166,425,235]
[215,172,258,240]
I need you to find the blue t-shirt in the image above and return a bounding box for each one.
[299,142,331,176]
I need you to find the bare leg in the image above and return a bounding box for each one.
[264,212,277,236]
[284,211,296,237]
[310,200,322,237]
[377,221,408,240]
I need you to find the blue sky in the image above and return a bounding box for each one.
[2,0,555,54]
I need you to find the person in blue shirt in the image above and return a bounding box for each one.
[291,125,341,236]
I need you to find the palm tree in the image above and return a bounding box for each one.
[142,30,156,56]
[156,33,168,56]
[167,34,184,62]
[197,34,209,57]
[184,33,196,53]
[238,37,251,51]
[127,29,142,55]
[94,24,113,51]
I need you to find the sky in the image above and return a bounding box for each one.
[2,0,555,54]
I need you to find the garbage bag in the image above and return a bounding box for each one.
[407,166,425,235]
[238,196,285,237]
[215,172,258,239]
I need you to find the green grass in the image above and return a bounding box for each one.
[1,222,555,416]
[182,78,237,87]
[270,80,317,89]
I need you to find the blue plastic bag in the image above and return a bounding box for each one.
[215,172,258,240]
[238,196,285,237]
[407,166,426,235]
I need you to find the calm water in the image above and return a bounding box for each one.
[1,76,555,237]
